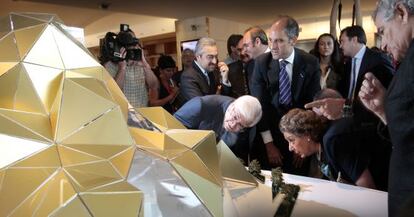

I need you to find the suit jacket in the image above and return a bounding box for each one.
[228,60,249,98]
[180,61,231,104]
[251,48,321,147]
[385,39,414,216]
[337,47,394,127]
[174,95,255,159]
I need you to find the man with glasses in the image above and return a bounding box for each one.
[174,95,262,162]
[179,37,231,104]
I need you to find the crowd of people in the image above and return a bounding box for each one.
[102,0,414,216]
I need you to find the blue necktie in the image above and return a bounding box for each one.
[279,60,291,106]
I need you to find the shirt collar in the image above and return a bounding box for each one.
[354,45,366,60]
[194,60,207,75]
[280,48,295,64]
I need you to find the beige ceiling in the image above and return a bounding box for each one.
[5,0,378,27]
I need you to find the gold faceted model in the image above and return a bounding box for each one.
[0,12,260,217]
[0,13,142,217]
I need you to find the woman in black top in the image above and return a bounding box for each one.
[279,108,388,190]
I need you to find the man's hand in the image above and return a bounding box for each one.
[305,98,346,120]
[218,62,229,84]
[358,72,387,124]
[265,142,283,166]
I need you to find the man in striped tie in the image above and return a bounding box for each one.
[250,15,321,174]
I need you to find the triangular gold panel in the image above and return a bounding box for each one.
[0,15,12,40]
[166,129,214,149]
[0,134,50,169]
[171,150,221,187]
[49,76,64,140]
[11,145,60,168]
[0,62,18,77]
[137,107,186,130]
[63,144,130,160]
[49,196,91,217]
[23,63,64,113]
[217,141,257,186]
[0,32,20,62]
[66,66,104,81]
[69,77,112,101]
[14,24,47,59]
[172,157,224,217]
[0,114,51,145]
[103,71,129,119]
[64,161,123,191]
[61,107,134,146]
[8,169,77,217]
[193,133,222,187]
[10,13,47,31]
[24,25,64,69]
[56,79,116,142]
[0,64,19,109]
[51,26,100,69]
[129,128,166,150]
[0,167,58,217]
[15,64,47,114]
[89,180,137,192]
[0,109,52,140]
[80,189,143,217]
[58,146,103,167]
[129,128,188,158]
[110,146,135,178]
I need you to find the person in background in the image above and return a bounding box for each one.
[104,29,158,108]
[173,48,195,87]
[149,55,180,113]
[359,0,414,215]
[224,34,244,65]
[312,33,343,89]
[179,37,231,104]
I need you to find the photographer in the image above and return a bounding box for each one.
[103,27,158,108]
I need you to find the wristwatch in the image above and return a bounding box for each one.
[342,99,353,118]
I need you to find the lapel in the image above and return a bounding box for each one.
[192,61,211,93]
[266,56,279,104]
[291,48,305,103]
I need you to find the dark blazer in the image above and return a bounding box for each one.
[174,95,254,161]
[227,60,249,98]
[385,39,414,216]
[337,47,394,126]
[251,48,321,139]
[180,61,231,103]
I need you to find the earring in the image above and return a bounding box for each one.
[307,138,311,142]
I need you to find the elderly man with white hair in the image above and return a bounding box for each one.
[358,0,414,215]
[174,95,262,163]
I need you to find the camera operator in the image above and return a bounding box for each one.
[103,28,158,108]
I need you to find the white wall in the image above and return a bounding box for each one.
[84,13,176,47]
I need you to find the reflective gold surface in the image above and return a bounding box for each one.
[0,13,142,217]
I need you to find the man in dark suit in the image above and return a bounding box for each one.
[250,16,321,172]
[180,37,231,104]
[227,35,250,97]
[337,25,394,125]
[174,95,262,162]
[359,1,414,216]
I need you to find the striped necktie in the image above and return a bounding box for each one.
[279,60,292,106]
